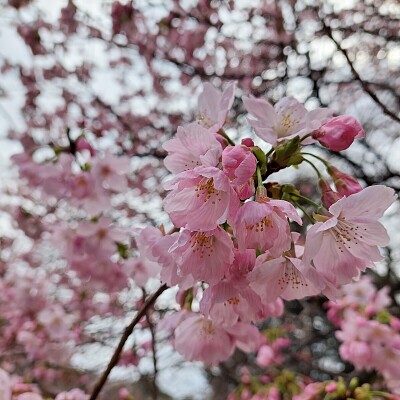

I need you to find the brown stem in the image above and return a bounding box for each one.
[89,284,168,400]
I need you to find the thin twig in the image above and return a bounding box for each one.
[146,302,159,400]
[89,284,168,400]
[322,22,400,124]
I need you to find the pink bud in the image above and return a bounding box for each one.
[325,382,337,393]
[327,166,362,196]
[391,317,400,331]
[222,145,257,185]
[256,345,275,368]
[318,179,342,208]
[118,388,131,399]
[312,116,365,151]
[241,138,254,147]
[76,137,95,156]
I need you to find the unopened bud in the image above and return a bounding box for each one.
[312,116,365,151]
[318,179,341,208]
[327,166,362,196]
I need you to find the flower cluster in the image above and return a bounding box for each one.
[0,368,88,400]
[136,83,396,364]
[326,276,400,394]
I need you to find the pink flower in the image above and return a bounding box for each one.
[79,217,126,259]
[222,145,257,186]
[243,96,332,146]
[150,232,195,289]
[174,313,236,365]
[293,383,324,400]
[312,116,365,151]
[325,382,337,393]
[339,340,372,370]
[303,185,396,285]
[124,227,163,287]
[91,151,130,192]
[169,227,234,285]
[256,344,275,367]
[163,123,222,174]
[173,313,262,365]
[68,172,110,214]
[200,250,263,326]
[232,196,302,255]
[164,166,239,231]
[197,82,236,132]
[327,166,362,197]
[249,254,321,303]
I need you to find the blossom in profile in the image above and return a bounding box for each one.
[197,82,236,132]
[303,185,396,285]
[327,165,362,197]
[163,122,222,174]
[243,95,332,146]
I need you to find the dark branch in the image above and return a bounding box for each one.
[89,284,168,400]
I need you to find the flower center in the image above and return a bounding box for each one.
[195,178,222,205]
[190,232,214,259]
[246,215,273,232]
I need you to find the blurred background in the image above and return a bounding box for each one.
[0,0,399,399]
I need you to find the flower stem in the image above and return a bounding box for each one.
[217,129,235,146]
[288,192,320,209]
[302,158,323,179]
[301,152,330,168]
[300,133,313,142]
[265,147,274,158]
[257,165,263,188]
[294,201,315,224]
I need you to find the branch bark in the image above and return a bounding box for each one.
[89,284,168,400]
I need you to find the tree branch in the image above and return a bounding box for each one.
[322,22,400,124]
[89,284,168,400]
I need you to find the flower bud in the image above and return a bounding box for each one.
[327,166,362,196]
[325,382,337,393]
[312,116,365,151]
[241,138,254,147]
[318,179,341,208]
[222,145,257,185]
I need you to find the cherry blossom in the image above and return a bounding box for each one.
[303,185,396,285]
[197,82,236,132]
[164,166,239,231]
[163,123,222,174]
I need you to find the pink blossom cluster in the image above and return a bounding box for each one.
[0,368,88,400]
[326,277,400,394]
[5,135,156,382]
[135,83,396,364]
[12,149,130,215]
[293,377,399,400]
